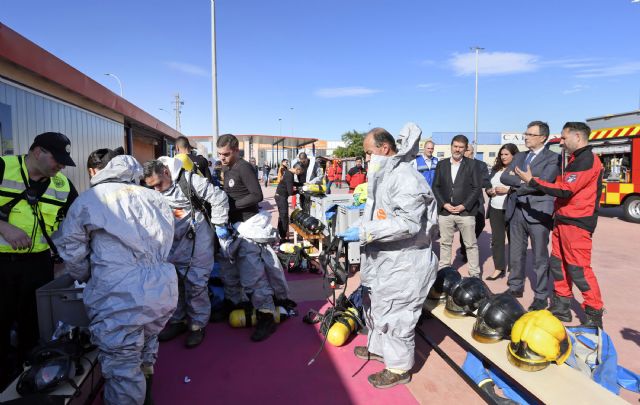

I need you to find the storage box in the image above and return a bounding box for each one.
[310,195,353,225]
[36,274,90,341]
[334,205,364,235]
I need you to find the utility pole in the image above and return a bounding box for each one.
[211,0,219,155]
[174,93,184,132]
[471,46,484,150]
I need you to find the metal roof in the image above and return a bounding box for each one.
[0,22,183,140]
[190,134,319,149]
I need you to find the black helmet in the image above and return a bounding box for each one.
[290,209,305,225]
[445,277,491,317]
[427,267,461,303]
[472,293,526,343]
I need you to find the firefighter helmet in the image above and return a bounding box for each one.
[472,293,526,343]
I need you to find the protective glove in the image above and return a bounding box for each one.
[215,225,231,240]
[338,227,360,242]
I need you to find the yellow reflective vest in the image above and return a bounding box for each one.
[0,155,70,253]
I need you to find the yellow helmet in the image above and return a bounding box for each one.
[507,310,572,372]
[174,153,200,175]
[353,182,367,205]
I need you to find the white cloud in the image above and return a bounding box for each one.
[543,58,600,69]
[314,87,381,98]
[166,61,209,77]
[416,83,439,91]
[575,62,640,78]
[562,84,589,95]
[449,51,539,76]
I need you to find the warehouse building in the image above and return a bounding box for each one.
[0,23,185,191]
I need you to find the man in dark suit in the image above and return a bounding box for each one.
[501,121,560,311]
[459,144,491,262]
[432,134,482,277]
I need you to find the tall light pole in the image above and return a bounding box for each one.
[278,118,282,137]
[211,0,219,156]
[290,107,294,137]
[104,73,123,97]
[470,46,484,150]
[159,108,174,128]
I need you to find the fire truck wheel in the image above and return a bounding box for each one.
[622,196,640,223]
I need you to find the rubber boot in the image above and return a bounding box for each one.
[142,366,154,405]
[185,326,205,348]
[251,311,277,342]
[479,381,518,405]
[158,321,188,342]
[581,306,604,329]
[210,299,234,323]
[548,295,572,322]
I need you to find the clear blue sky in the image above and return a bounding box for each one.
[2,0,640,140]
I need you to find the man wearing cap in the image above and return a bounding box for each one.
[0,132,78,389]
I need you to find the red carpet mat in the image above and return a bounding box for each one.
[146,300,417,405]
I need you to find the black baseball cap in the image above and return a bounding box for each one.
[32,132,76,167]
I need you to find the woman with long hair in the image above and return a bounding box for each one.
[485,143,520,281]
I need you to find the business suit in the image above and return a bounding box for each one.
[501,147,560,299]
[432,157,482,276]
[460,159,491,259]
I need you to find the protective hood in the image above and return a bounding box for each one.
[390,122,421,169]
[89,155,144,186]
[158,156,183,182]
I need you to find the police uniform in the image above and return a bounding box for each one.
[0,132,77,387]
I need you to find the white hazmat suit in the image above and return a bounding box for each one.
[359,123,438,371]
[53,155,178,405]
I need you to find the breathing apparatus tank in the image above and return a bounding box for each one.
[326,307,360,347]
[229,307,288,328]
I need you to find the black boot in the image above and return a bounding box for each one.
[548,295,572,322]
[158,321,188,342]
[251,311,277,342]
[143,374,154,405]
[479,381,518,405]
[185,327,205,348]
[210,299,235,323]
[582,306,604,329]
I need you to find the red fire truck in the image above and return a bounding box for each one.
[587,110,640,223]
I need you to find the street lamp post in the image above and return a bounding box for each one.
[211,0,219,157]
[290,107,294,137]
[470,46,484,150]
[104,73,123,97]
[159,108,174,128]
[278,118,282,137]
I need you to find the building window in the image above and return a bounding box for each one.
[437,152,445,158]
[489,152,496,157]
[0,103,13,155]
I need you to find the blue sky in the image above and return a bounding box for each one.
[2,0,640,140]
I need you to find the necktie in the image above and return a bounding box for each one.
[522,152,534,170]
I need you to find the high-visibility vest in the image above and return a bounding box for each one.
[0,155,70,253]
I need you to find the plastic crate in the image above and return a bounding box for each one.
[36,274,90,341]
[335,205,364,235]
[310,195,353,225]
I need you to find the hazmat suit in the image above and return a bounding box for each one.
[157,157,229,328]
[220,211,289,311]
[359,123,438,372]
[53,155,178,405]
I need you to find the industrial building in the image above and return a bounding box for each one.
[0,23,185,191]
[428,131,528,167]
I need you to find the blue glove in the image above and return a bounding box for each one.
[215,225,230,240]
[338,227,360,242]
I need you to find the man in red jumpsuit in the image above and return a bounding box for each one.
[515,122,604,328]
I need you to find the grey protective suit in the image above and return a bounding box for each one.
[219,211,281,312]
[158,157,229,327]
[53,155,178,405]
[359,123,438,371]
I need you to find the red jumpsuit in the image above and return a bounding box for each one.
[530,146,604,310]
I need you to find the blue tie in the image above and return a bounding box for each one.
[522,152,534,170]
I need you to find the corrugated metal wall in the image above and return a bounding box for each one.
[0,78,124,191]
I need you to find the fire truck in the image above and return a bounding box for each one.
[587,110,640,223]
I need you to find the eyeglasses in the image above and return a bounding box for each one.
[523,132,545,137]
